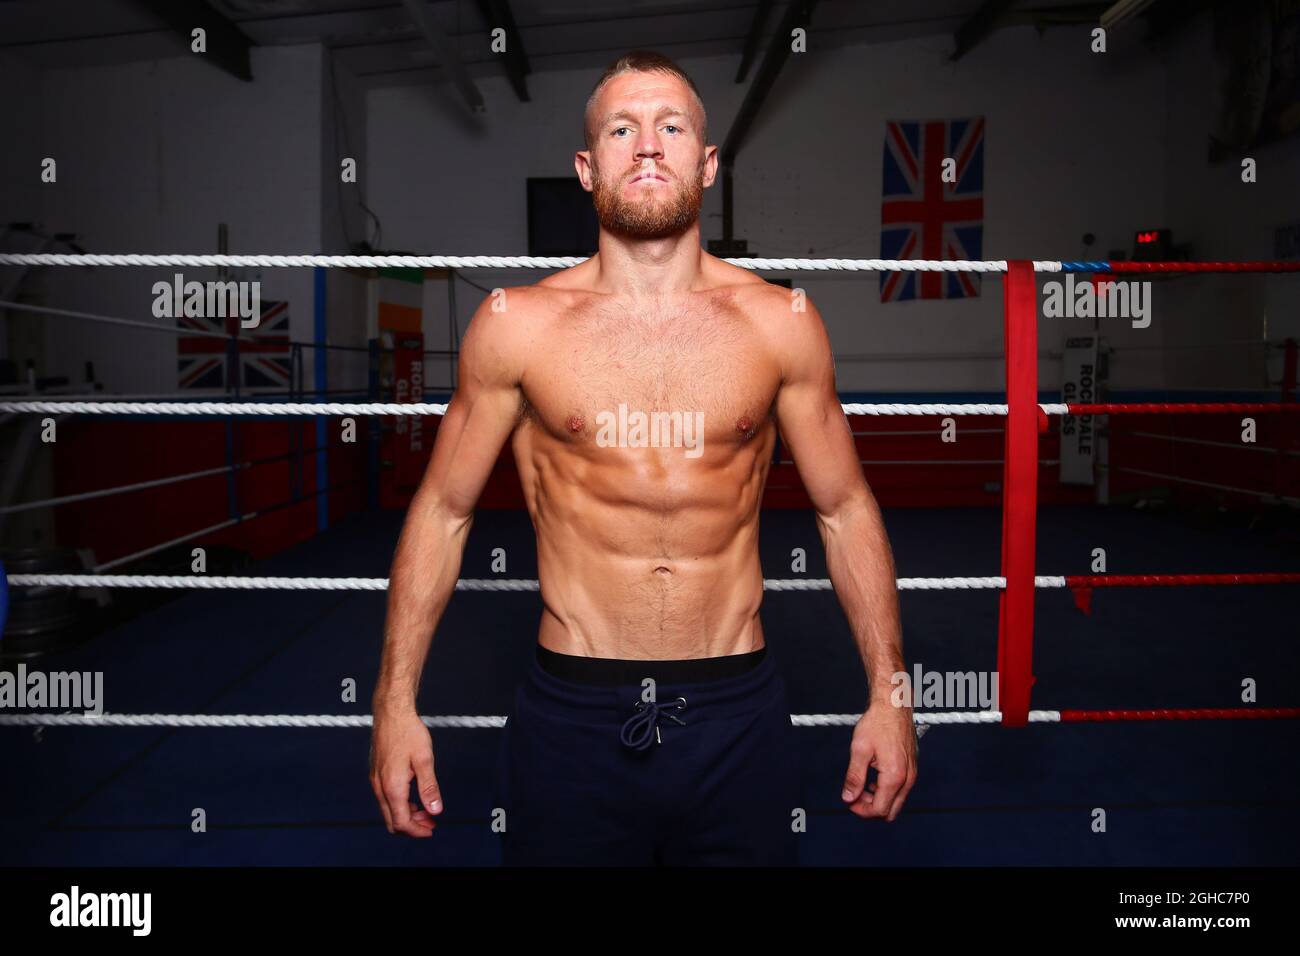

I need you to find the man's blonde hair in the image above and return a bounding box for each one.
[583,50,708,150]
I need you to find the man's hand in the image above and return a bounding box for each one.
[369,707,443,837]
[841,704,918,821]
[367,291,527,838]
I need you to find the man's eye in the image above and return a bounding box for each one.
[664,125,680,134]
[613,127,630,137]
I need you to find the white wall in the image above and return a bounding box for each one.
[4,10,1297,399]
[322,49,369,257]
[1157,12,1300,394]
[365,24,1170,393]
[0,54,48,369]
[5,45,331,395]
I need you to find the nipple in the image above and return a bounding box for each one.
[566,415,585,433]
[736,416,755,439]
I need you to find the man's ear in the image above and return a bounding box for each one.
[701,144,720,188]
[574,150,595,192]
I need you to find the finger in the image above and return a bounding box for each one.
[413,753,444,816]
[385,777,421,835]
[846,777,882,816]
[408,806,436,826]
[847,774,895,820]
[870,764,907,819]
[841,741,874,804]
[406,803,436,836]
[371,775,395,834]
[846,794,873,819]
[850,794,888,819]
[885,771,918,822]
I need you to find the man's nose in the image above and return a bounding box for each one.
[633,136,664,162]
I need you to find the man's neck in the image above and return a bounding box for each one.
[592,226,705,297]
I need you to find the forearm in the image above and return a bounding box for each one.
[374,496,472,714]
[817,490,904,707]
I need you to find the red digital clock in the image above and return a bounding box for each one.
[1133,228,1172,260]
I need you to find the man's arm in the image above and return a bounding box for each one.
[768,292,917,821]
[370,290,529,837]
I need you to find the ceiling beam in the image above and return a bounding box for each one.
[720,0,819,166]
[476,0,531,102]
[400,0,485,112]
[950,0,1020,62]
[128,0,253,80]
[1141,0,1219,45]
[734,0,775,83]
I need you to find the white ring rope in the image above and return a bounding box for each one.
[0,400,1071,417]
[0,250,1161,737]
[7,573,1070,591]
[0,299,231,340]
[0,253,1066,273]
[0,710,1063,729]
[0,462,241,515]
[0,401,450,416]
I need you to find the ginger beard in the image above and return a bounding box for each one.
[590,156,705,240]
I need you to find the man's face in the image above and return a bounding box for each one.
[580,72,716,240]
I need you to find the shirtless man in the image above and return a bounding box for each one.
[370,50,917,865]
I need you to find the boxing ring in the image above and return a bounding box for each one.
[3,251,1299,741]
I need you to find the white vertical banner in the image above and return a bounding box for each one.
[1059,335,1099,486]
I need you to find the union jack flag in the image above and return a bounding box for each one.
[881,117,985,301]
[177,301,290,391]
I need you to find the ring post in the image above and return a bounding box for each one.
[997,261,1039,726]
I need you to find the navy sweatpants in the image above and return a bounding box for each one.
[493,645,801,866]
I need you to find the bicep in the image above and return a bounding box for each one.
[772,303,867,518]
[411,301,524,521]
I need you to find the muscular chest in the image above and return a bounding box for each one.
[523,298,778,448]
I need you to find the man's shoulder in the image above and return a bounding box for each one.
[701,258,828,371]
[702,269,821,357]
[460,269,594,379]
[702,254,805,317]
[488,265,599,318]
[467,271,582,326]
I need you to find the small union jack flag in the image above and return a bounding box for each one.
[177,301,290,390]
[881,117,985,301]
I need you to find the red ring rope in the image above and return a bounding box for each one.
[1067,402,1300,415]
[1066,573,1300,588]
[1059,708,1300,721]
[1106,261,1300,274]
